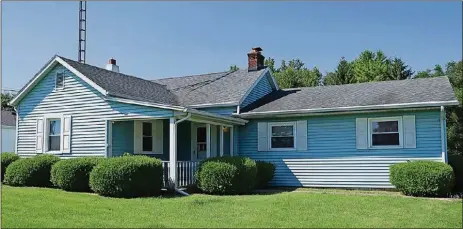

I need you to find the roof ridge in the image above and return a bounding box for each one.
[152,70,233,81]
[281,76,449,91]
[57,55,168,88]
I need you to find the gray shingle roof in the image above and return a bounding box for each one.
[59,56,180,105]
[152,68,266,106]
[59,56,266,107]
[241,76,458,114]
[1,110,16,126]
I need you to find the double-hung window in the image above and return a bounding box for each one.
[48,119,61,151]
[368,117,403,148]
[269,122,296,150]
[142,122,153,152]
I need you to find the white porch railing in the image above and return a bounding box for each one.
[162,161,200,187]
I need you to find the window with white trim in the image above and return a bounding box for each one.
[55,73,64,89]
[47,119,61,151]
[268,122,296,150]
[142,122,153,152]
[368,117,402,148]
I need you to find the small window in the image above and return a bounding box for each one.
[48,119,61,151]
[142,122,153,152]
[269,122,295,150]
[56,73,64,89]
[369,117,402,148]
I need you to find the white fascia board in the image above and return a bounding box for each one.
[104,96,186,112]
[55,57,109,96]
[187,101,238,108]
[9,58,58,106]
[237,68,270,106]
[186,108,248,125]
[9,56,109,106]
[236,100,460,118]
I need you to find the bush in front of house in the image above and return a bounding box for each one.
[255,160,276,189]
[51,157,105,192]
[390,160,455,197]
[1,152,20,182]
[448,155,463,192]
[4,154,60,187]
[89,155,163,198]
[196,156,257,195]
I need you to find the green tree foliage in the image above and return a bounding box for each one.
[323,57,354,85]
[1,92,15,111]
[445,61,463,156]
[229,65,239,72]
[415,64,446,78]
[323,50,413,85]
[269,58,322,88]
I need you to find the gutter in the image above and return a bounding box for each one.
[236,100,460,118]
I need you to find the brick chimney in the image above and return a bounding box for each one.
[105,58,119,72]
[248,47,265,71]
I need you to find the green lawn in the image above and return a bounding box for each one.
[2,185,461,228]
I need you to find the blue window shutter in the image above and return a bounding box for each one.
[296,120,307,151]
[356,118,368,149]
[257,122,268,151]
[403,115,416,148]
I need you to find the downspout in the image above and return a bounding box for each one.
[173,112,191,196]
[440,106,447,163]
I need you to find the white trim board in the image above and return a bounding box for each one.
[9,56,109,106]
[238,68,278,106]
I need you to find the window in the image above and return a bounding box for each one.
[48,119,61,151]
[368,117,402,148]
[269,122,296,150]
[142,122,153,152]
[56,73,64,89]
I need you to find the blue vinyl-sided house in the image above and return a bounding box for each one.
[9,47,459,188]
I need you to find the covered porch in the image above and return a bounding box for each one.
[106,111,246,187]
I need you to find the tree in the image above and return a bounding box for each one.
[229,65,239,72]
[1,92,15,111]
[352,50,391,82]
[415,64,445,78]
[445,61,463,156]
[323,57,354,85]
[387,57,414,80]
[264,57,276,73]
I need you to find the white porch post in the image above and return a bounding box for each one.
[220,125,224,156]
[230,126,234,156]
[169,117,177,185]
[206,124,211,158]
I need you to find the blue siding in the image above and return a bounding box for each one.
[238,110,443,188]
[241,72,273,108]
[16,63,174,158]
[198,106,236,116]
[112,121,134,157]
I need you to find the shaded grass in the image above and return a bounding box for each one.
[1,185,462,228]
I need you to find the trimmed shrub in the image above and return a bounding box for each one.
[4,154,60,187]
[390,160,455,197]
[448,155,463,192]
[196,156,257,195]
[1,152,20,182]
[255,161,276,189]
[89,156,163,198]
[51,157,104,192]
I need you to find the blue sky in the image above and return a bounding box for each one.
[2,1,462,90]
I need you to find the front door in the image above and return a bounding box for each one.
[191,123,207,161]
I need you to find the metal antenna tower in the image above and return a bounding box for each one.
[78,1,87,63]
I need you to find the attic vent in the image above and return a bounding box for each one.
[55,73,65,89]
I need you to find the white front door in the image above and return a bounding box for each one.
[191,123,207,161]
